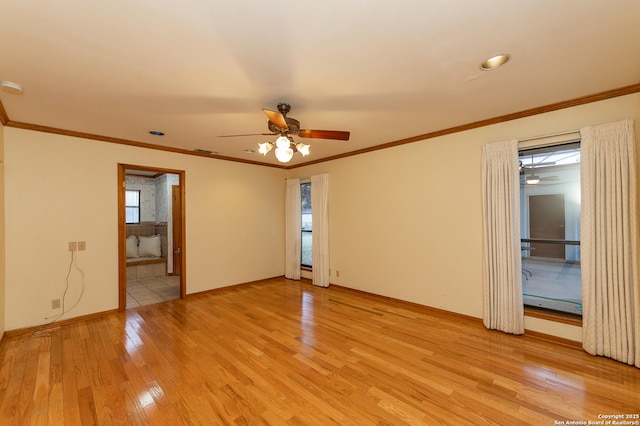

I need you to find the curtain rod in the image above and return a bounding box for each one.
[518,129,580,143]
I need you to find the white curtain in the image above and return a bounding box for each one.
[285,178,301,280]
[580,118,639,367]
[481,139,524,334]
[311,173,330,287]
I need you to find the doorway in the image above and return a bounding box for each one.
[529,193,565,259]
[118,164,186,311]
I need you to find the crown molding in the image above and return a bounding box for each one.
[287,82,640,169]
[3,120,286,169]
[0,99,9,125]
[2,82,639,169]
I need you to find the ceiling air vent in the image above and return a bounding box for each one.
[193,148,214,154]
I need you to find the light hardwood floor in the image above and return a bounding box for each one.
[1,277,639,425]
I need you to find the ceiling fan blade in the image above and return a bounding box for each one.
[298,129,350,141]
[218,133,276,138]
[262,108,288,130]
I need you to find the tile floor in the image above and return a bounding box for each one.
[126,275,181,308]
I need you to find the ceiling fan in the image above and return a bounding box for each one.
[519,160,559,184]
[218,103,350,163]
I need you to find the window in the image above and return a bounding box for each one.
[519,142,581,316]
[125,190,141,224]
[301,182,312,268]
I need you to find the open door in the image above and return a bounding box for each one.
[172,185,182,276]
[117,164,186,311]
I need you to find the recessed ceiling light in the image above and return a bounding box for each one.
[480,54,511,71]
[0,80,24,94]
[149,130,165,136]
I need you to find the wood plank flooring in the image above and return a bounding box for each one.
[1,277,639,425]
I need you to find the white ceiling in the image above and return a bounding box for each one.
[1,1,639,167]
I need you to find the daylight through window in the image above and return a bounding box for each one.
[519,142,581,316]
[301,182,312,268]
[125,190,141,224]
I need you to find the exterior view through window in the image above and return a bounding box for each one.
[519,142,581,316]
[301,182,312,267]
[125,190,141,224]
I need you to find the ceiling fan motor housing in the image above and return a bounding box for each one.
[268,116,300,135]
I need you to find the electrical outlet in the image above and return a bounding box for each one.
[68,241,77,251]
[51,299,61,309]
[336,270,340,277]
[78,241,86,251]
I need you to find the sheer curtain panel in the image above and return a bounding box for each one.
[311,173,330,287]
[285,178,301,280]
[481,139,524,334]
[581,118,639,367]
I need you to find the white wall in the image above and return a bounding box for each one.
[4,128,286,330]
[287,93,640,342]
[4,93,639,336]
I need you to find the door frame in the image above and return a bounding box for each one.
[171,185,183,277]
[117,163,186,311]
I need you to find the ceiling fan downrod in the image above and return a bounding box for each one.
[277,103,291,116]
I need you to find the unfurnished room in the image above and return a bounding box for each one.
[0,1,639,424]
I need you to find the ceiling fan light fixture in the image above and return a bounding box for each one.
[275,145,294,163]
[296,142,310,157]
[258,142,272,155]
[275,135,290,149]
[274,135,294,162]
[221,104,348,163]
[526,174,540,185]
